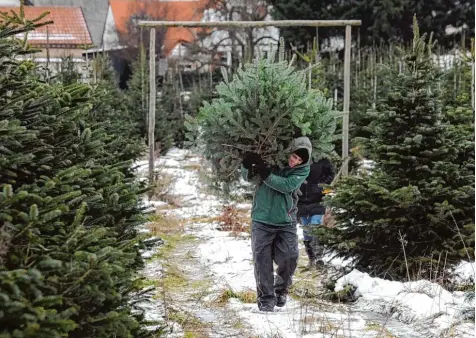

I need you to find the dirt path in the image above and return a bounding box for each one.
[137,149,436,338]
[155,229,256,338]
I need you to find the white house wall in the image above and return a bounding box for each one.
[102,5,120,50]
[0,0,20,5]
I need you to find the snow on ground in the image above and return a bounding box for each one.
[135,148,475,338]
[335,270,475,335]
[196,226,255,292]
[451,261,476,284]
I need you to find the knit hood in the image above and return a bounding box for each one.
[290,136,312,166]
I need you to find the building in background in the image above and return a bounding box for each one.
[0,5,92,81]
[0,0,279,85]
[0,0,22,5]
[28,0,119,50]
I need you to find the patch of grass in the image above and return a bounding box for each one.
[365,322,396,337]
[185,215,219,225]
[148,213,183,236]
[236,290,256,303]
[134,278,160,289]
[167,308,210,338]
[189,278,213,301]
[148,213,196,261]
[289,266,321,300]
[183,164,202,171]
[232,318,246,330]
[322,284,356,303]
[214,288,257,305]
[162,263,187,290]
[317,320,342,336]
[301,314,316,324]
[183,333,195,338]
[152,169,181,206]
[184,250,194,259]
[214,289,235,305]
[133,278,163,300]
[150,234,180,260]
[190,278,211,289]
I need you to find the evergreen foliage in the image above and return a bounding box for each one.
[0,10,160,337]
[125,45,149,140]
[125,50,192,153]
[270,0,474,48]
[319,19,475,278]
[192,42,338,182]
[89,55,144,163]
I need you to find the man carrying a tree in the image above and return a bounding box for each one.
[241,137,312,312]
[297,158,335,269]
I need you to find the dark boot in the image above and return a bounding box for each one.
[307,258,317,269]
[276,293,287,307]
[303,240,315,259]
[303,240,316,269]
[259,303,275,312]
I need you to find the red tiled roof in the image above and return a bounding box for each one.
[109,0,208,55]
[0,6,92,46]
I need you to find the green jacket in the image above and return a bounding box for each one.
[241,137,312,226]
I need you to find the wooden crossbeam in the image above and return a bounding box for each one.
[138,20,361,28]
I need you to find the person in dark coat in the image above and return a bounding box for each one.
[297,157,335,269]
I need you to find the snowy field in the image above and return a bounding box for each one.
[136,148,475,338]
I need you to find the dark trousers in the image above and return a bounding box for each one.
[251,221,299,307]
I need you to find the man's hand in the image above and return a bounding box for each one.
[255,163,271,180]
[242,152,263,169]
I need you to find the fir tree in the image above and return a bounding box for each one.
[125,50,183,153]
[88,54,145,163]
[126,46,149,139]
[57,56,82,85]
[320,18,474,278]
[439,49,475,261]
[0,9,160,337]
[194,40,338,182]
[156,79,185,150]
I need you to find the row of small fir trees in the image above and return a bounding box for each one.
[319,18,475,280]
[0,10,163,338]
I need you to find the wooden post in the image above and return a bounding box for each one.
[453,48,458,100]
[472,58,475,112]
[333,52,338,109]
[373,54,379,109]
[209,63,213,88]
[177,63,184,118]
[308,39,313,90]
[342,25,352,176]
[148,28,156,184]
[46,26,50,83]
[141,27,145,111]
[315,27,319,62]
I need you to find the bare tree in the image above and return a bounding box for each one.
[117,0,174,62]
[183,0,279,71]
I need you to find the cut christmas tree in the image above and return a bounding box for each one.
[189,39,338,182]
